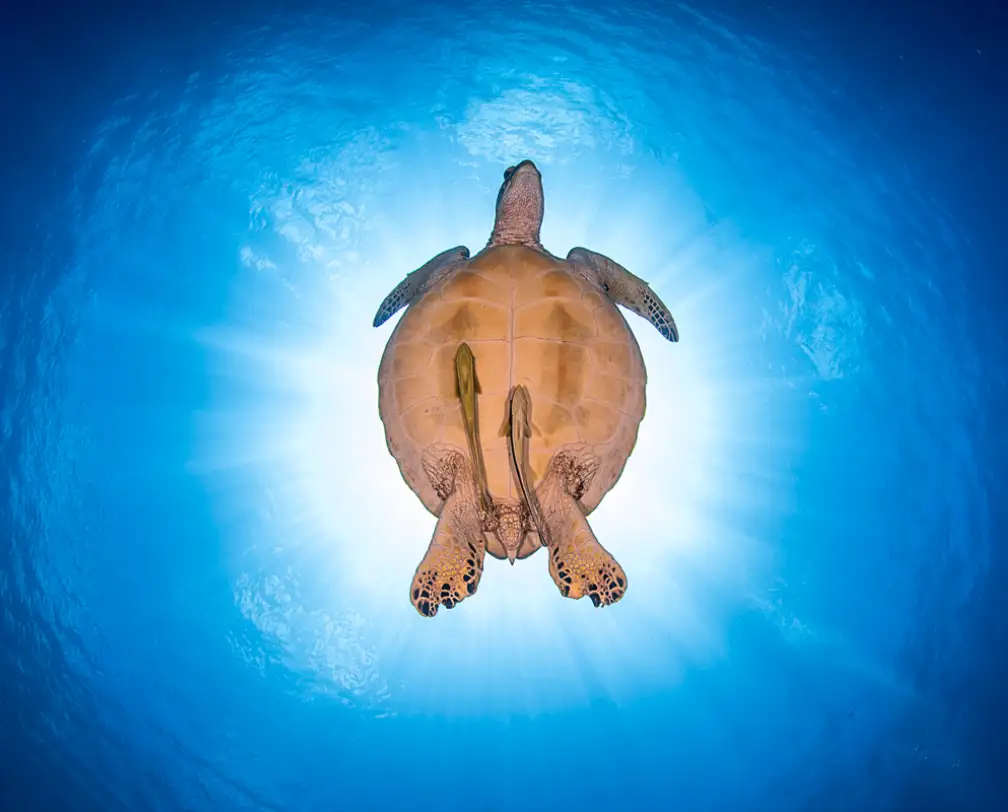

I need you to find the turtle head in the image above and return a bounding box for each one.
[489,159,544,249]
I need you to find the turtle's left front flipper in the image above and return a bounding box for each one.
[567,247,679,342]
[373,245,471,327]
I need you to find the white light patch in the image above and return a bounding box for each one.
[456,81,634,166]
[194,141,794,717]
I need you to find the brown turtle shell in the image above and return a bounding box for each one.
[377,245,646,552]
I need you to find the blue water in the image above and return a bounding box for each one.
[2,1,1005,810]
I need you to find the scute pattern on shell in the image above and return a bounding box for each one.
[377,245,647,519]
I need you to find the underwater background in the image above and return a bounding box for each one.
[1,0,1005,810]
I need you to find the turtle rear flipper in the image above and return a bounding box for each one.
[536,447,627,608]
[410,450,487,618]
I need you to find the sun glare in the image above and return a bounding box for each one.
[194,145,792,715]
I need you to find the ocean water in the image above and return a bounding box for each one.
[2,1,1005,810]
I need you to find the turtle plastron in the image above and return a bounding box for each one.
[374,159,676,616]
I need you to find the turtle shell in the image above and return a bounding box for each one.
[377,244,646,522]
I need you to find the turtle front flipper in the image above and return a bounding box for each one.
[567,247,679,342]
[536,446,627,608]
[410,449,487,618]
[373,245,471,327]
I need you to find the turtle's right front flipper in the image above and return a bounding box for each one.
[373,245,470,327]
[567,246,678,342]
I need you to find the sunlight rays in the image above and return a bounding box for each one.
[194,136,802,716]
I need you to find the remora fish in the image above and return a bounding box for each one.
[502,384,550,552]
[454,342,492,513]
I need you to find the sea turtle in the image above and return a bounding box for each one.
[373,160,678,617]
